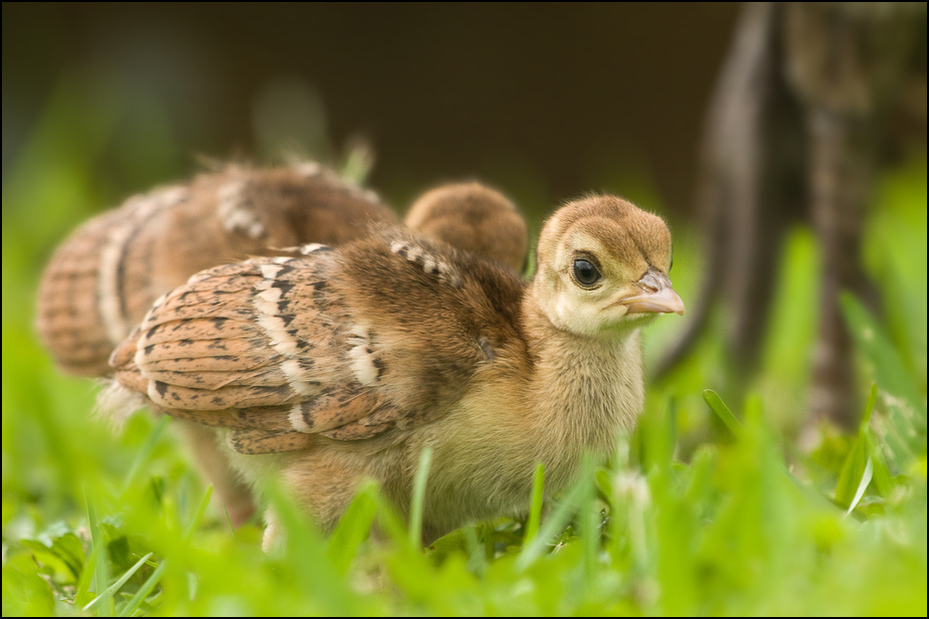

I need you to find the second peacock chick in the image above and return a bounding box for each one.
[405,181,529,274]
[36,162,395,377]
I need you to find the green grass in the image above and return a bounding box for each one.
[3,79,927,616]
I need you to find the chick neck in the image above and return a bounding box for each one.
[517,283,645,481]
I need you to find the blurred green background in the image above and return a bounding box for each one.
[3,3,926,616]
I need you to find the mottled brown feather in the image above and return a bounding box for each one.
[227,429,316,455]
[37,164,397,377]
[111,230,526,448]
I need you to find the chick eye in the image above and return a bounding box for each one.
[572,258,602,287]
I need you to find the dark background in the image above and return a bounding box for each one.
[3,2,742,220]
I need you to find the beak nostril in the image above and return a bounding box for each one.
[637,266,668,293]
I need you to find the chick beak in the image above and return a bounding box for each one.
[620,267,685,316]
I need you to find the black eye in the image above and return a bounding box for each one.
[572,258,602,287]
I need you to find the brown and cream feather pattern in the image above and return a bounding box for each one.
[37,163,397,377]
[112,232,526,455]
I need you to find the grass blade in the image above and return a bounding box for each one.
[517,458,595,571]
[844,458,874,517]
[409,446,433,549]
[840,293,925,419]
[86,490,114,617]
[121,415,169,495]
[83,553,152,613]
[264,482,360,615]
[703,389,743,438]
[836,386,879,509]
[328,480,379,573]
[841,293,926,467]
[182,485,213,541]
[523,463,545,544]
[116,559,167,618]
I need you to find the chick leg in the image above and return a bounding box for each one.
[176,420,257,526]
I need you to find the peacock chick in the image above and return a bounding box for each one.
[108,194,681,546]
[405,181,528,274]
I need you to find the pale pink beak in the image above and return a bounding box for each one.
[620,267,685,316]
